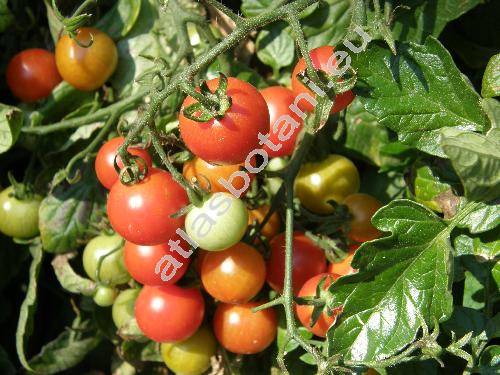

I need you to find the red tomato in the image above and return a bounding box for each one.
[6,48,61,102]
[343,193,382,242]
[266,231,326,294]
[135,285,205,342]
[179,77,270,165]
[213,302,277,354]
[291,46,355,113]
[95,137,153,190]
[296,273,342,337]
[124,237,191,286]
[107,168,189,245]
[259,86,303,157]
[201,242,265,304]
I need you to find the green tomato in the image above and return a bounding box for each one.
[161,325,217,375]
[83,234,130,286]
[185,192,248,251]
[265,157,287,196]
[0,186,42,238]
[112,288,140,329]
[93,285,118,307]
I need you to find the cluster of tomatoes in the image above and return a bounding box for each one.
[2,32,384,374]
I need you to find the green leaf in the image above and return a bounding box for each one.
[43,0,63,44]
[0,103,23,154]
[442,307,488,351]
[39,166,104,254]
[96,0,142,41]
[326,200,453,362]
[16,242,43,372]
[241,0,273,17]
[299,352,317,365]
[351,37,489,157]
[414,164,453,212]
[0,0,13,32]
[463,270,484,310]
[441,128,500,202]
[455,232,499,261]
[28,319,101,374]
[277,314,313,354]
[478,345,500,373]
[482,98,500,130]
[58,122,105,152]
[256,23,295,73]
[51,253,97,296]
[455,199,500,234]
[482,53,500,98]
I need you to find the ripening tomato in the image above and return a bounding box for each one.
[296,273,341,337]
[343,193,383,242]
[213,302,277,354]
[55,27,118,91]
[259,86,304,157]
[135,284,205,343]
[95,137,152,190]
[112,288,140,330]
[161,326,217,375]
[266,231,326,294]
[247,205,281,240]
[82,233,130,286]
[107,168,189,245]
[291,45,355,113]
[185,192,248,251]
[179,77,270,165]
[6,49,61,102]
[295,154,360,214]
[124,237,191,286]
[0,186,42,239]
[183,156,255,195]
[327,245,359,276]
[201,242,265,304]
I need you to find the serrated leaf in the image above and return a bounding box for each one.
[95,0,142,41]
[241,0,273,17]
[351,37,489,157]
[39,166,104,254]
[441,129,500,202]
[326,200,453,362]
[16,242,43,372]
[455,199,500,234]
[52,253,96,296]
[482,53,500,98]
[455,233,499,261]
[256,23,295,73]
[0,104,23,154]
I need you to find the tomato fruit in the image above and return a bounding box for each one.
[161,325,217,375]
[82,233,130,286]
[135,284,205,342]
[259,86,304,157]
[266,231,326,294]
[6,48,61,102]
[296,273,341,337]
[179,77,270,165]
[343,193,382,242]
[107,168,189,245]
[112,288,140,329]
[124,237,191,286]
[55,27,118,91]
[183,156,255,195]
[213,302,277,354]
[0,187,42,239]
[327,249,357,276]
[248,205,281,240]
[291,45,355,113]
[185,192,248,251]
[93,285,118,307]
[201,242,265,304]
[95,137,152,190]
[295,154,360,214]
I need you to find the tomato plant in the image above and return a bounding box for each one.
[327,244,359,276]
[213,302,277,354]
[107,168,189,245]
[55,27,118,91]
[6,49,61,102]
[0,186,42,239]
[201,242,265,303]
[135,284,205,343]
[343,193,383,242]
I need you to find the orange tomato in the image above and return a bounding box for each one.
[248,205,281,240]
[343,193,382,242]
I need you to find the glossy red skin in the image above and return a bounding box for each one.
[95,137,153,190]
[179,77,270,165]
[6,49,61,102]
[107,168,189,245]
[259,86,304,157]
[291,46,355,113]
[266,231,327,294]
[213,302,277,354]
[135,285,205,342]
[296,273,341,337]
[124,238,191,286]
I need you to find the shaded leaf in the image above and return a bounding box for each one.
[96,0,142,41]
[256,23,295,72]
[241,0,273,17]
[455,233,499,261]
[0,0,13,32]
[482,53,500,98]
[0,103,23,154]
[52,253,96,296]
